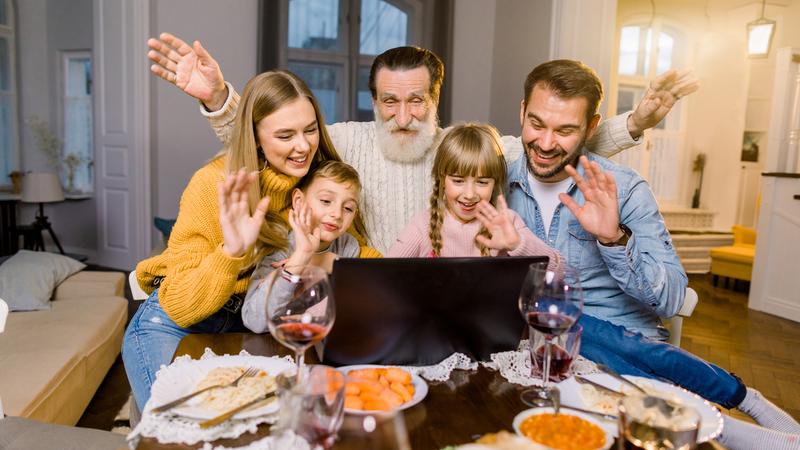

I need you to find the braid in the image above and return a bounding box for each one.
[428,177,445,256]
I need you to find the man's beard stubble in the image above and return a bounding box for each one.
[374,105,439,163]
[525,139,585,180]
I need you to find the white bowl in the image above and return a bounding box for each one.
[512,406,614,450]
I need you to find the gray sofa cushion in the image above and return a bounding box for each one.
[0,250,85,311]
[0,417,126,450]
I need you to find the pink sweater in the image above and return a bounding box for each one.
[387,209,563,270]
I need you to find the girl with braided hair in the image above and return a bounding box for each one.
[387,123,561,268]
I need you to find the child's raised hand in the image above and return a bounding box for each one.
[288,198,321,260]
[218,169,270,257]
[475,195,521,252]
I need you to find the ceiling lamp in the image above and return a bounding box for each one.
[747,0,776,58]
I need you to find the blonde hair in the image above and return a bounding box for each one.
[295,160,368,240]
[225,70,342,260]
[428,123,507,256]
[295,160,362,194]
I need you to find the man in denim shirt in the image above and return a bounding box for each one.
[505,60,749,411]
[507,60,686,340]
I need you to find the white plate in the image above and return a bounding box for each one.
[513,407,614,450]
[337,364,428,414]
[557,373,724,442]
[147,355,294,420]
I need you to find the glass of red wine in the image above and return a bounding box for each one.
[276,365,346,450]
[518,262,583,407]
[266,265,335,381]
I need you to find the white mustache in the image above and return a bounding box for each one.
[385,117,422,132]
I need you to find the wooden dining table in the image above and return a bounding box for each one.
[135,332,724,450]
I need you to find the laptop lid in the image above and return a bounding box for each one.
[323,256,548,366]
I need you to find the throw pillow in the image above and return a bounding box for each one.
[0,250,86,311]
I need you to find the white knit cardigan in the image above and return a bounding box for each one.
[202,82,638,253]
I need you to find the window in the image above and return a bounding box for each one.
[60,50,93,194]
[0,0,19,187]
[614,19,687,205]
[283,0,423,123]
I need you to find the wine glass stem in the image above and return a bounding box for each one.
[295,350,305,383]
[541,337,553,389]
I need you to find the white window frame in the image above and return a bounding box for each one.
[280,0,424,123]
[613,17,691,207]
[0,0,20,189]
[58,49,93,194]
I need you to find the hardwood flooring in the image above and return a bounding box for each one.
[683,274,800,421]
[75,273,800,430]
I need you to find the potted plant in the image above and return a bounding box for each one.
[26,115,93,193]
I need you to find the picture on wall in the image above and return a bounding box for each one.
[741,132,763,162]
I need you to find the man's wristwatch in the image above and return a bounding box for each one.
[599,224,632,247]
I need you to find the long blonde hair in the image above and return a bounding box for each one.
[225,70,342,259]
[429,123,507,256]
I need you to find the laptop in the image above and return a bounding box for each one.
[322,256,548,366]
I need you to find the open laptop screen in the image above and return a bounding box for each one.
[323,256,548,366]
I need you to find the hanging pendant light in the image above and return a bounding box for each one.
[747,0,776,58]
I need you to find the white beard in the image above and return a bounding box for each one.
[374,105,438,163]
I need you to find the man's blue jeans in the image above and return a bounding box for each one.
[579,314,746,409]
[121,289,247,411]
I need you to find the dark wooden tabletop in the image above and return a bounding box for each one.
[136,332,723,450]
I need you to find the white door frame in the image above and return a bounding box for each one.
[92,0,151,270]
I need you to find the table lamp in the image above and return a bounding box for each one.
[21,172,65,254]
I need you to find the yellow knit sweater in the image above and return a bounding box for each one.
[137,157,381,327]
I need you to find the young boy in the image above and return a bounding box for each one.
[243,161,368,333]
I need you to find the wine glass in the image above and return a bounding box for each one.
[265,265,335,380]
[276,365,346,450]
[517,262,583,407]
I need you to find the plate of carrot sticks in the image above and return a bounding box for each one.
[338,365,428,414]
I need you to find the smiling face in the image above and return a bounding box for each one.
[373,67,439,162]
[293,177,359,245]
[443,174,496,223]
[255,97,320,178]
[520,84,600,182]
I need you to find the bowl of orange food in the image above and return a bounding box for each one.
[512,407,614,450]
[338,365,428,414]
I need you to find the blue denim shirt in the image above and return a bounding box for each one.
[506,151,687,340]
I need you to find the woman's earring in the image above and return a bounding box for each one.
[260,158,269,172]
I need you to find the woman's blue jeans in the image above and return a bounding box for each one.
[121,289,247,411]
[579,314,746,409]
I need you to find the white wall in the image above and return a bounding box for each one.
[489,0,553,136]
[450,0,496,124]
[449,0,553,135]
[151,0,259,236]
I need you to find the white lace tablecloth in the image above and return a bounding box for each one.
[126,349,304,450]
[128,344,598,449]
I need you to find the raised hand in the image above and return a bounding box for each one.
[475,195,522,252]
[627,69,700,138]
[217,169,270,257]
[288,198,322,259]
[559,156,621,244]
[147,32,228,110]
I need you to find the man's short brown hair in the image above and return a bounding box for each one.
[368,46,444,102]
[523,60,604,123]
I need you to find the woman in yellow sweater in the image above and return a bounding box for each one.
[122,70,365,411]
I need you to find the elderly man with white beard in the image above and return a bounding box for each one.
[147,33,697,253]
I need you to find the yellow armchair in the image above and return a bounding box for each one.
[710,225,756,287]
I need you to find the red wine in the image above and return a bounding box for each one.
[526,312,576,335]
[532,345,573,380]
[274,321,328,347]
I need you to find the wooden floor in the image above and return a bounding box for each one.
[76,273,800,430]
[683,274,800,421]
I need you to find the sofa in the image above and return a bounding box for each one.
[0,270,127,425]
[710,225,756,286]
